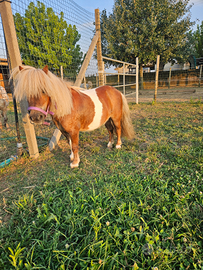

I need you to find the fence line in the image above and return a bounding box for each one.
[102,56,139,103]
[97,66,203,94]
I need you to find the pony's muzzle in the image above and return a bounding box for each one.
[29,111,45,124]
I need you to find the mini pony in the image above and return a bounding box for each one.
[0,85,9,129]
[11,65,134,168]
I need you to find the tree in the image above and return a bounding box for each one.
[193,21,203,58]
[14,1,82,78]
[101,0,194,69]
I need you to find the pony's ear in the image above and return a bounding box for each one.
[43,65,49,74]
[19,66,23,71]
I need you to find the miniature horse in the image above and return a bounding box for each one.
[11,65,134,168]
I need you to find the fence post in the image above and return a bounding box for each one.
[123,63,125,95]
[199,65,202,87]
[103,61,106,85]
[136,57,139,104]
[95,9,104,86]
[0,0,39,158]
[60,66,63,80]
[154,55,160,102]
[74,31,99,87]
[83,76,87,89]
[168,68,171,89]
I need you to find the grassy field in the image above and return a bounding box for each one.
[0,101,203,269]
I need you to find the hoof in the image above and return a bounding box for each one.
[70,162,79,168]
[116,144,121,149]
[107,142,113,148]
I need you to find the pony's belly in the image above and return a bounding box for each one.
[82,89,103,131]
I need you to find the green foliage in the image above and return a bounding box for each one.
[101,0,194,67]
[14,1,82,78]
[193,21,203,57]
[8,243,25,269]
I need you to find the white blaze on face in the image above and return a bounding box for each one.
[83,88,103,131]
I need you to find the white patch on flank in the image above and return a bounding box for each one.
[83,88,103,131]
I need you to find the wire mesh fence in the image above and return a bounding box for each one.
[0,0,96,166]
[103,63,203,100]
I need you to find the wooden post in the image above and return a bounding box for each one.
[95,9,104,86]
[136,57,139,104]
[103,61,106,85]
[60,66,63,80]
[199,65,202,87]
[83,76,87,89]
[0,0,39,158]
[168,68,171,89]
[74,31,99,87]
[154,55,160,102]
[123,63,125,95]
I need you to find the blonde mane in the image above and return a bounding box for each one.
[10,65,73,118]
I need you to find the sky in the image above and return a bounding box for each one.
[75,0,203,30]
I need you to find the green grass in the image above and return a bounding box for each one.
[0,101,203,269]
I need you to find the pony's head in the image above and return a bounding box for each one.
[10,65,73,122]
[20,66,52,124]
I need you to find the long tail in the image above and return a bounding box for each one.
[121,94,134,139]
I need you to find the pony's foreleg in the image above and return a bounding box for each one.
[69,132,80,168]
[56,127,77,167]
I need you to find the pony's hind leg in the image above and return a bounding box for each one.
[111,118,122,149]
[105,118,114,148]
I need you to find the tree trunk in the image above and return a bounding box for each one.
[139,64,144,90]
[159,61,165,71]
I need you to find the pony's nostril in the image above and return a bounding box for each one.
[37,114,43,121]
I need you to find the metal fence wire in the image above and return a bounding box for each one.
[0,0,96,166]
